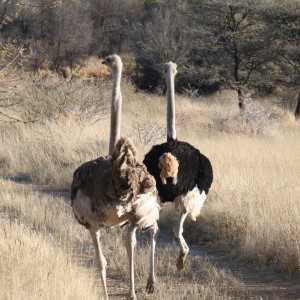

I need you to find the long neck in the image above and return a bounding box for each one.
[166,69,176,141]
[109,65,122,156]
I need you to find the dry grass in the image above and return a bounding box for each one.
[0,121,107,187]
[0,179,238,299]
[75,53,137,80]
[184,121,300,274]
[0,77,300,298]
[0,179,102,299]
[76,56,111,79]
[0,220,101,300]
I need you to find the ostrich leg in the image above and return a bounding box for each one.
[173,212,189,270]
[125,225,138,300]
[146,222,159,294]
[89,229,108,300]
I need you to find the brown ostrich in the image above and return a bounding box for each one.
[71,55,160,300]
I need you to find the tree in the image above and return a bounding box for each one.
[295,94,300,120]
[265,1,300,119]
[0,0,61,122]
[132,0,192,92]
[192,0,271,111]
[24,1,92,74]
[0,1,25,122]
[0,37,26,122]
[89,0,143,56]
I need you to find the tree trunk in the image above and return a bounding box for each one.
[295,92,300,120]
[237,88,245,111]
[237,88,247,128]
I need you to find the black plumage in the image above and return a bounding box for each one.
[143,61,213,271]
[143,139,213,203]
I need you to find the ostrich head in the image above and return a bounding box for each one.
[102,54,123,71]
[158,152,179,185]
[164,61,177,77]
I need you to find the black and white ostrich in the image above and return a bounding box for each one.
[143,62,213,270]
[71,55,160,300]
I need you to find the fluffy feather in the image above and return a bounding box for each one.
[143,139,213,203]
[71,137,159,230]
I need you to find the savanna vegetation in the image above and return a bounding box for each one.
[1,0,300,115]
[1,0,300,299]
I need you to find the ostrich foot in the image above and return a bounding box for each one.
[146,279,155,294]
[176,250,187,270]
[128,289,137,300]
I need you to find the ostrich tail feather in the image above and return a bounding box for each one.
[133,193,160,230]
[112,137,137,195]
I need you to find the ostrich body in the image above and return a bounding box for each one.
[143,62,213,270]
[71,55,159,300]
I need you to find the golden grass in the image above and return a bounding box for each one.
[0,120,108,187]
[0,220,102,300]
[75,53,137,79]
[0,179,238,299]
[0,78,300,300]
[0,179,102,300]
[76,56,111,79]
[184,122,300,273]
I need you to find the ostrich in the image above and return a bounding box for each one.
[143,61,213,270]
[71,55,160,300]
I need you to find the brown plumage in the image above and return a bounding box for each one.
[71,137,159,300]
[70,55,160,300]
[71,137,159,230]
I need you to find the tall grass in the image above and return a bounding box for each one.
[0,179,102,299]
[185,122,300,273]
[0,77,299,287]
[0,179,238,299]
